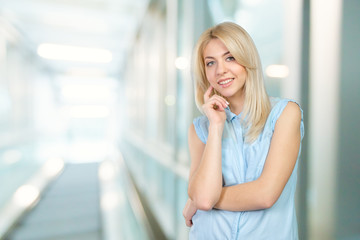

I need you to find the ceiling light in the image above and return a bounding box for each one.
[60,84,112,102]
[175,57,189,70]
[37,43,112,63]
[42,13,110,34]
[65,68,107,78]
[62,105,110,118]
[164,95,176,106]
[265,64,289,78]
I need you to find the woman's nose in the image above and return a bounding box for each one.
[216,61,227,75]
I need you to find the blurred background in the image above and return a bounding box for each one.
[0,0,359,239]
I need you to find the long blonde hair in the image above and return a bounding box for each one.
[193,21,271,142]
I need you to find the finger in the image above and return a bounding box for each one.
[208,96,229,110]
[186,219,193,227]
[212,102,224,111]
[204,86,214,102]
[204,87,229,110]
[211,95,229,107]
[204,99,225,112]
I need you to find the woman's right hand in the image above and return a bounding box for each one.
[183,198,197,227]
[202,86,228,125]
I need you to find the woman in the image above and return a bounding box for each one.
[182,22,304,239]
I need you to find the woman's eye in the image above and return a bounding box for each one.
[206,61,215,67]
[226,56,235,61]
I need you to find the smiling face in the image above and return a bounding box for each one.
[203,38,247,103]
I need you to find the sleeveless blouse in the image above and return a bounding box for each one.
[189,98,304,240]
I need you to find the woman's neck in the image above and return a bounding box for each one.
[228,94,245,115]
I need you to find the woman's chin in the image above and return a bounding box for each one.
[217,90,233,98]
[218,88,244,100]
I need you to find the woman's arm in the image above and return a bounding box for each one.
[183,198,197,227]
[214,102,302,211]
[187,86,228,211]
[187,123,223,210]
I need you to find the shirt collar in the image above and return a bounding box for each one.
[225,107,238,122]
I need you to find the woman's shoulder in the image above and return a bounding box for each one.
[193,115,209,128]
[192,115,209,144]
[267,97,304,137]
[269,97,302,115]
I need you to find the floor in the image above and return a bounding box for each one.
[5,163,102,240]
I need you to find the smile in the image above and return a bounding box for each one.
[218,78,234,85]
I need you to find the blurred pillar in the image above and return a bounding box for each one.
[283,0,302,102]
[308,0,342,239]
[298,1,310,239]
[165,0,178,147]
[336,0,360,238]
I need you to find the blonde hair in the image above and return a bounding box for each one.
[193,21,271,142]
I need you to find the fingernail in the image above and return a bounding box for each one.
[226,101,229,105]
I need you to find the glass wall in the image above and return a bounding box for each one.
[0,29,44,211]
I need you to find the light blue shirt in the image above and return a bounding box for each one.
[189,98,304,240]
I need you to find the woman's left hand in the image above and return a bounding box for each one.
[183,198,197,227]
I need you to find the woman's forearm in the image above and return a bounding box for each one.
[214,179,274,211]
[188,123,224,210]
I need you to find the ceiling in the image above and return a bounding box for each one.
[0,0,149,76]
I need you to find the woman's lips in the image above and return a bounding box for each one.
[218,78,234,88]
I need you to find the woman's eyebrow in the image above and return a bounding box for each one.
[204,51,230,59]
[223,51,230,56]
